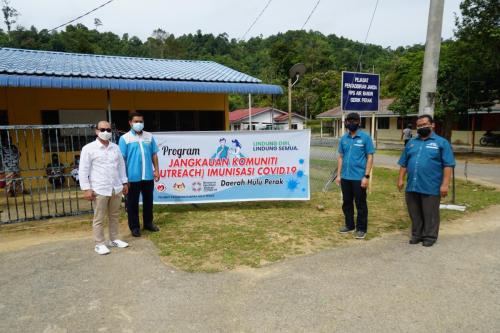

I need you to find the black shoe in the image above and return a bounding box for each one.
[409,238,422,245]
[422,240,435,247]
[144,225,160,232]
[131,230,141,237]
[354,231,366,239]
[338,226,355,234]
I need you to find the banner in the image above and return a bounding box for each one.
[341,71,380,112]
[152,130,310,204]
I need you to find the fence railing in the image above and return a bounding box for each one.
[0,124,101,224]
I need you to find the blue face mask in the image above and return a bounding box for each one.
[132,122,144,132]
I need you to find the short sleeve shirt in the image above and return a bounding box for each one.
[398,132,455,196]
[119,130,159,182]
[338,130,375,180]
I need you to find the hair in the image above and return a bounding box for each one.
[407,123,412,128]
[219,137,226,142]
[231,139,242,148]
[129,112,144,121]
[346,112,360,121]
[417,114,434,123]
[95,120,110,129]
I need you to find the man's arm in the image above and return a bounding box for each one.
[78,148,95,201]
[361,154,373,188]
[398,167,407,191]
[118,152,128,195]
[440,167,453,197]
[152,153,160,181]
[335,155,343,186]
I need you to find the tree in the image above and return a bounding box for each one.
[1,0,19,37]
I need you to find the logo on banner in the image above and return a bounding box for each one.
[155,183,166,192]
[173,182,186,192]
[192,181,202,192]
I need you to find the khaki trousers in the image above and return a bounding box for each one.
[93,190,122,245]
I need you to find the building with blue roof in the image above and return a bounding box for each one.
[0,47,282,131]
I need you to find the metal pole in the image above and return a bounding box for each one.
[341,112,345,135]
[471,114,476,153]
[288,78,292,129]
[418,0,445,117]
[369,112,375,193]
[304,98,308,129]
[452,167,456,204]
[248,94,252,131]
[107,90,112,123]
[320,120,323,138]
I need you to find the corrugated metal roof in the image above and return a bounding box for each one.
[0,74,283,94]
[0,48,283,95]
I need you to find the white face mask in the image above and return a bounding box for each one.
[132,122,144,132]
[98,131,112,141]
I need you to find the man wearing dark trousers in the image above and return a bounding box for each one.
[119,112,160,237]
[398,114,455,247]
[335,112,375,239]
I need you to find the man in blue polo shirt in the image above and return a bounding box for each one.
[398,114,455,247]
[119,112,160,237]
[335,112,375,239]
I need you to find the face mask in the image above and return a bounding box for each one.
[132,122,144,132]
[346,123,359,132]
[98,131,112,141]
[417,127,431,137]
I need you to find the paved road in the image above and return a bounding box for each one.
[1,205,499,333]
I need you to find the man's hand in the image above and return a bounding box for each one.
[154,170,160,182]
[83,189,96,201]
[122,183,129,195]
[335,176,341,186]
[361,177,369,189]
[397,178,405,192]
[440,184,449,197]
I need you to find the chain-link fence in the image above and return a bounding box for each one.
[309,137,339,193]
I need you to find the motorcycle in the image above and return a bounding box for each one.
[479,131,500,147]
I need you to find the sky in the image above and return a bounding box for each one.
[11,0,463,48]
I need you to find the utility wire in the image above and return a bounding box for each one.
[343,0,381,111]
[301,0,322,30]
[355,0,380,72]
[240,0,273,40]
[48,0,115,32]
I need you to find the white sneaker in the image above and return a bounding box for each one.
[95,244,110,255]
[108,239,129,248]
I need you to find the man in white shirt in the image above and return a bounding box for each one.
[79,121,130,255]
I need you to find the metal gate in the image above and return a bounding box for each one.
[0,124,104,224]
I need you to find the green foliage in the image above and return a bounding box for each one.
[0,25,395,117]
[0,1,497,123]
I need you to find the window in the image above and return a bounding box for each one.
[233,124,241,131]
[0,110,8,125]
[41,110,95,152]
[291,124,298,130]
[377,117,390,129]
[137,111,225,131]
[360,118,367,128]
[397,117,416,129]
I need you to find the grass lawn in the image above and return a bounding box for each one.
[149,166,500,272]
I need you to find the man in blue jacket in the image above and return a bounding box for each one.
[119,112,160,237]
[398,114,455,247]
[335,112,375,239]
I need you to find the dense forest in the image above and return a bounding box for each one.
[1,0,498,137]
